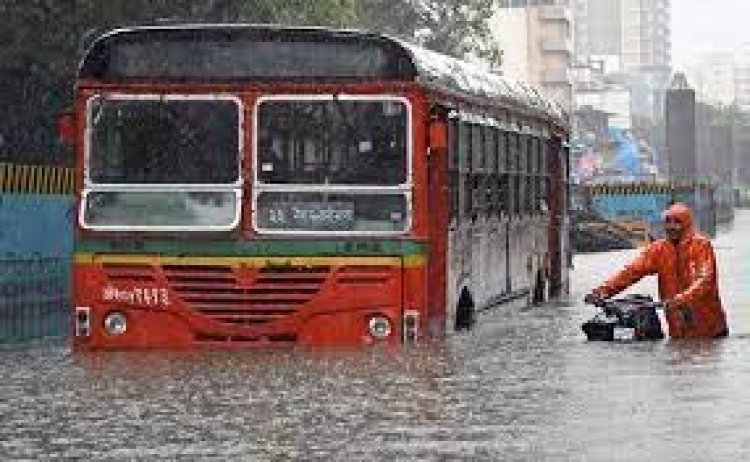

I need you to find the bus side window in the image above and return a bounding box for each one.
[539,134,549,213]
[534,134,543,215]
[484,126,496,219]
[524,131,532,217]
[465,133,474,221]
[509,131,519,218]
[472,123,483,172]
[448,118,459,224]
[458,120,471,222]
[524,132,533,216]
[471,124,483,220]
[497,129,507,217]
[518,133,529,217]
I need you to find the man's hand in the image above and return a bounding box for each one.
[584,291,605,306]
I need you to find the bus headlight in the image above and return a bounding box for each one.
[368,315,392,339]
[103,311,128,336]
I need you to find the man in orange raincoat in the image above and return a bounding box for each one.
[585,202,728,338]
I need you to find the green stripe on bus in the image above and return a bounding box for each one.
[74,253,426,268]
[75,238,427,257]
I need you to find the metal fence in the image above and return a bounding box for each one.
[0,257,70,342]
[575,181,717,240]
[1,163,74,343]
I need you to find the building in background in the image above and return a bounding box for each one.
[737,45,750,112]
[492,0,574,111]
[572,0,620,59]
[572,0,671,122]
[735,46,750,190]
[565,0,671,181]
[573,60,632,129]
[680,52,739,106]
[676,47,750,203]
[665,73,696,180]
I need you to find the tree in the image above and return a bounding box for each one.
[352,0,502,68]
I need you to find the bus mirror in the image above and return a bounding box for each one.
[57,110,76,146]
[429,121,447,151]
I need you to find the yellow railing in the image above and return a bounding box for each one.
[582,180,714,196]
[0,163,75,195]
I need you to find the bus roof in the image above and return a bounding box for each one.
[398,41,567,124]
[79,24,566,125]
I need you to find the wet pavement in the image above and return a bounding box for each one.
[2,211,750,460]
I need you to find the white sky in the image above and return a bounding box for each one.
[671,0,750,66]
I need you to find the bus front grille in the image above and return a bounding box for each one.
[102,262,396,327]
[163,265,326,326]
[103,263,156,282]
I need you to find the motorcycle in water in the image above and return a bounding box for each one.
[582,294,665,341]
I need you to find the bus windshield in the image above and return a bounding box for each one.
[253,96,411,234]
[256,98,407,185]
[88,96,240,184]
[82,95,242,230]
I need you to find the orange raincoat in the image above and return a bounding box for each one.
[593,203,728,338]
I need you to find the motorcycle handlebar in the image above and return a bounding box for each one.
[584,295,664,312]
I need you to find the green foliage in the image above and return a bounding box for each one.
[352,0,502,67]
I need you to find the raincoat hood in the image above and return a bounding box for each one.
[662,202,695,237]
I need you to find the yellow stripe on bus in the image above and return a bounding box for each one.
[74,253,427,268]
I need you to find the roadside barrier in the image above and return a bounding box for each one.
[577,180,717,239]
[0,163,74,341]
[0,258,70,341]
[0,162,75,195]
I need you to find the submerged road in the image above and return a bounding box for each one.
[1,211,750,460]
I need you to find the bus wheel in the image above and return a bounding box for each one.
[532,270,546,305]
[455,287,475,331]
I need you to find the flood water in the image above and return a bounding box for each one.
[2,211,750,460]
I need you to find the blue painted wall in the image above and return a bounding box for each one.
[589,187,716,239]
[592,193,672,237]
[0,194,73,257]
[0,194,73,342]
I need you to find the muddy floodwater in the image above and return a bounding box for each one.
[2,211,750,460]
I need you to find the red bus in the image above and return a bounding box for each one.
[63,24,570,349]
